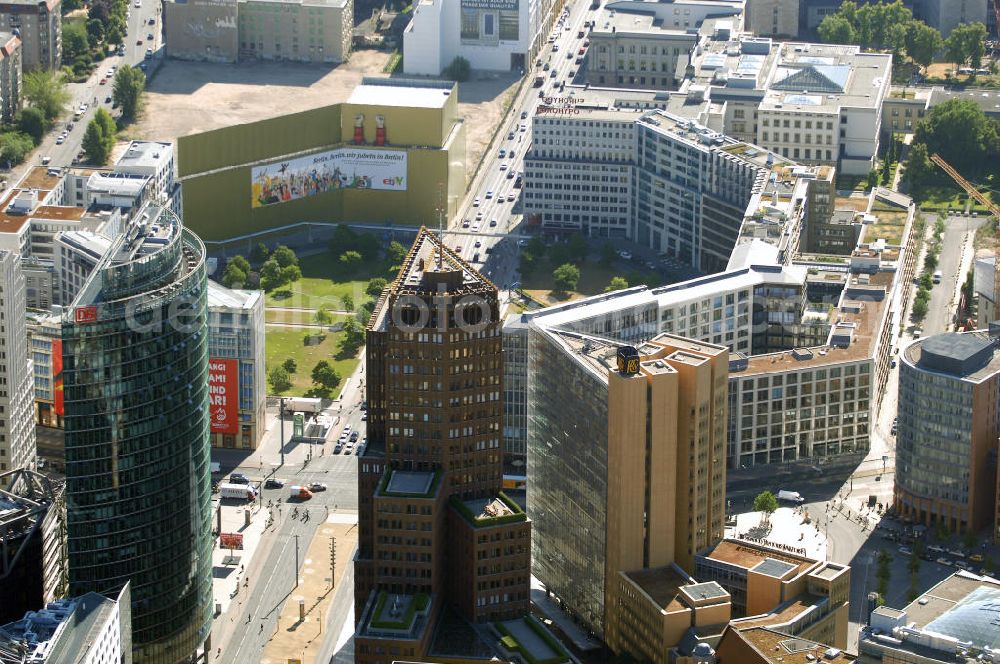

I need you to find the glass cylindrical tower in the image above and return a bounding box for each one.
[62,207,213,664]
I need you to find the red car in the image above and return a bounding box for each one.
[99,78,106,85]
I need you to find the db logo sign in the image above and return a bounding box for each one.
[75,306,98,324]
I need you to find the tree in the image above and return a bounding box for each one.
[945,22,987,70]
[86,17,105,42]
[23,70,70,121]
[268,366,292,393]
[328,223,358,255]
[229,255,250,275]
[314,306,333,326]
[312,360,340,390]
[905,142,934,188]
[914,99,1000,173]
[339,250,362,268]
[906,22,942,68]
[387,240,408,265]
[443,56,471,82]
[341,294,354,312]
[112,65,145,120]
[259,257,299,291]
[82,119,111,164]
[251,242,270,264]
[366,277,388,297]
[18,107,47,144]
[817,14,857,45]
[0,132,35,165]
[600,241,616,266]
[526,237,546,259]
[221,261,247,288]
[912,297,929,318]
[567,234,588,263]
[272,245,298,268]
[282,358,297,374]
[552,263,580,293]
[341,317,366,350]
[605,276,629,292]
[61,20,90,62]
[753,491,779,522]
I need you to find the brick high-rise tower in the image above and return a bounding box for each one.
[354,229,530,663]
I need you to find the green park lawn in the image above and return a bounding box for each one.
[519,257,663,305]
[264,252,396,311]
[265,327,360,397]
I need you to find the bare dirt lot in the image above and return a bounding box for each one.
[131,51,519,187]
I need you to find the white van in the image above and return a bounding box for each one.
[778,490,805,503]
[219,482,256,501]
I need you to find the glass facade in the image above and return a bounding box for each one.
[527,327,609,636]
[63,216,213,664]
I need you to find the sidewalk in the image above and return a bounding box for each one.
[260,514,358,664]
[211,497,271,617]
[529,577,601,652]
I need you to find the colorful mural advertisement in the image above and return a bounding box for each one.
[209,358,238,435]
[251,147,408,208]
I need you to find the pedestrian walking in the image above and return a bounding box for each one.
[259,623,264,634]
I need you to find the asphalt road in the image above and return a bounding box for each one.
[921,213,987,335]
[441,0,596,290]
[20,1,162,176]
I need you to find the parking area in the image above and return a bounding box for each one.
[131,54,518,184]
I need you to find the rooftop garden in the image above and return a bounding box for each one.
[496,617,570,664]
[370,591,430,631]
[450,491,526,527]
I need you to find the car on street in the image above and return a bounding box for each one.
[55,136,64,144]
[41,156,51,165]
[936,557,952,566]
[307,482,328,492]
[350,431,359,442]
[462,219,470,227]
[137,39,143,45]
[520,123,527,131]
[104,96,112,104]
[520,111,528,119]
[264,478,286,489]
[333,443,343,453]
[955,560,972,570]
[149,16,156,24]
[970,553,985,563]
[475,211,483,221]
[474,240,482,248]
[898,546,912,556]
[618,250,632,260]
[361,411,367,421]
[508,131,515,140]
[490,217,499,226]
[507,169,516,179]
[145,48,153,58]
[229,473,250,484]
[138,62,148,71]
[499,163,507,171]
[147,32,154,40]
[485,190,494,199]
[550,69,557,78]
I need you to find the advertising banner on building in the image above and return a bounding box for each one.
[251,148,408,208]
[209,358,239,435]
[461,0,519,42]
[220,533,244,550]
[53,338,63,417]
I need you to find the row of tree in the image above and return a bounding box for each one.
[221,245,303,292]
[817,0,986,71]
[905,98,1000,186]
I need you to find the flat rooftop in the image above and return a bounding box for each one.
[905,331,1000,382]
[704,539,815,577]
[348,78,454,109]
[901,572,1000,637]
[728,627,856,663]
[463,496,517,520]
[208,279,262,311]
[22,166,61,191]
[623,565,691,611]
[115,141,172,170]
[385,470,434,496]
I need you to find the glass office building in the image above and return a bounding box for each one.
[61,205,213,664]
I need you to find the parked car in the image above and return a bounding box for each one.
[936,557,952,566]
[229,472,250,485]
[898,546,912,556]
[349,431,359,442]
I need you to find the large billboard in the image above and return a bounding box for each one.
[53,338,63,416]
[251,147,408,208]
[209,358,239,435]
[461,0,519,43]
